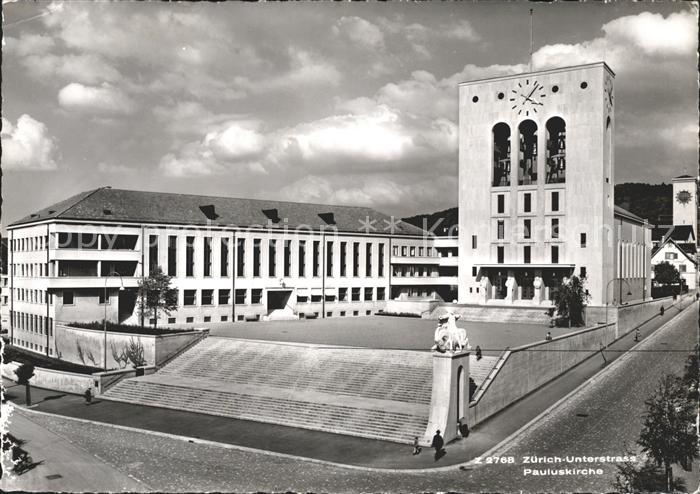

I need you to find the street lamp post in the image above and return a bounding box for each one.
[103,270,125,369]
[605,277,633,340]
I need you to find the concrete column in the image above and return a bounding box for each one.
[506,269,517,302]
[533,270,543,304]
[424,350,470,445]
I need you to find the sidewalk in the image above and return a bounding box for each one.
[0,405,149,492]
[3,299,695,470]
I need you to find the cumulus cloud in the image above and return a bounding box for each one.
[269,106,457,173]
[1,114,58,170]
[234,48,341,94]
[23,53,122,85]
[159,121,267,177]
[58,82,136,115]
[332,16,385,50]
[443,20,480,41]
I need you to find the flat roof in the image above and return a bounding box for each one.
[458,61,614,87]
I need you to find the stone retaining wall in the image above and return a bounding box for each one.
[53,324,208,370]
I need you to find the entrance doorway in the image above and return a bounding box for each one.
[519,271,534,300]
[267,289,292,313]
[118,290,137,323]
[492,272,507,299]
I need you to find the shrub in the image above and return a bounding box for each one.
[67,321,192,335]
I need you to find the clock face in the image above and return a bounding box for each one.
[510,79,546,117]
[604,77,614,113]
[676,190,692,204]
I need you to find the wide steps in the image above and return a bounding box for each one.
[159,339,433,405]
[102,379,428,443]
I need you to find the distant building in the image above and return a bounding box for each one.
[457,62,652,307]
[1,238,8,330]
[6,187,456,356]
[650,174,699,289]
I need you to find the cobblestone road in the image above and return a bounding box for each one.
[6,305,698,492]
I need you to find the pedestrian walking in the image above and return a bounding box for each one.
[660,306,665,316]
[84,388,92,405]
[431,429,445,461]
[412,436,422,455]
[458,418,469,438]
[545,331,552,341]
[634,328,640,342]
[475,345,482,361]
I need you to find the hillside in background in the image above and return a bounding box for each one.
[403,182,684,234]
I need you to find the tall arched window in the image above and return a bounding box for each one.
[492,123,511,187]
[546,117,566,184]
[518,120,537,185]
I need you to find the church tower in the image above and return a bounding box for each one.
[672,175,698,229]
[457,62,617,307]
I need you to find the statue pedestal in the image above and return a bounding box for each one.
[424,350,470,445]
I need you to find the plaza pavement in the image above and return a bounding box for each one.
[207,314,565,356]
[2,300,691,472]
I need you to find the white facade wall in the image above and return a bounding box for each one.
[8,217,452,357]
[458,63,622,307]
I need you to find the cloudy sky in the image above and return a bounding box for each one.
[2,2,698,225]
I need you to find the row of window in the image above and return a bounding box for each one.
[13,339,52,355]
[14,288,52,305]
[392,266,439,277]
[178,287,388,306]
[494,191,561,215]
[153,237,386,280]
[11,235,49,252]
[11,311,54,336]
[495,218,571,241]
[392,245,436,258]
[489,245,561,264]
[12,263,49,278]
[492,117,567,187]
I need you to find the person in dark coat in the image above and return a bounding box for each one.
[431,430,445,460]
[84,388,92,405]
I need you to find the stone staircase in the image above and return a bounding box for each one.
[428,305,552,325]
[100,338,500,444]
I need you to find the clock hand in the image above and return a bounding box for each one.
[526,84,539,100]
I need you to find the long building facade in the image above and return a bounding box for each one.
[457,62,651,307]
[6,187,459,356]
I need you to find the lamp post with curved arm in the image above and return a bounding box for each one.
[605,277,632,340]
[104,270,124,369]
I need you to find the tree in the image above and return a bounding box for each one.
[137,266,178,329]
[14,363,35,406]
[124,338,146,368]
[613,454,686,493]
[552,275,590,327]
[638,374,698,492]
[654,261,681,286]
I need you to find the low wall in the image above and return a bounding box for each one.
[468,322,616,426]
[586,292,693,336]
[2,361,94,395]
[617,293,693,336]
[54,324,208,370]
[468,293,696,428]
[92,366,157,394]
[384,299,440,317]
